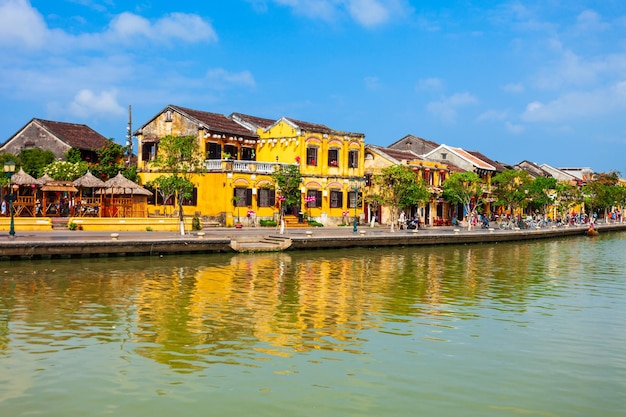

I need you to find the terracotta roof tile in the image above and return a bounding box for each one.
[36,119,108,150]
[172,106,257,138]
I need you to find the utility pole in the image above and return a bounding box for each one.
[126,105,132,166]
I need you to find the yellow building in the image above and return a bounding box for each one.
[135,105,365,227]
[364,145,454,226]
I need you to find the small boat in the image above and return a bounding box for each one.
[586,227,599,237]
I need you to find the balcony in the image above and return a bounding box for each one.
[204,159,287,174]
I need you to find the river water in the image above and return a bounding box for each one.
[1,233,625,417]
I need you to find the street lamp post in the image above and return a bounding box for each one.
[3,160,16,238]
[350,178,361,233]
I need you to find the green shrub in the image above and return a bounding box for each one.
[192,216,202,231]
[259,219,277,227]
[146,226,153,232]
[308,220,324,227]
[68,222,77,231]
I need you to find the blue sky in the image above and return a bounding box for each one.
[1,0,625,173]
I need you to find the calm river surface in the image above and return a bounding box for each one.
[1,233,625,417]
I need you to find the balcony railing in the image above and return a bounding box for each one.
[204,159,288,174]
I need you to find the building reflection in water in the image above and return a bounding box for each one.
[0,240,575,372]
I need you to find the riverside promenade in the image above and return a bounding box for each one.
[1,221,626,261]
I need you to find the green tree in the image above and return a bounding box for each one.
[146,175,179,216]
[64,148,83,164]
[371,165,430,231]
[271,164,303,219]
[18,148,55,177]
[442,171,484,230]
[527,176,557,216]
[491,169,532,222]
[554,181,581,221]
[150,135,205,235]
[583,171,620,221]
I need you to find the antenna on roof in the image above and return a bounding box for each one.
[126,105,132,167]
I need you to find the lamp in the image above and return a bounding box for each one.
[350,177,362,233]
[3,160,16,237]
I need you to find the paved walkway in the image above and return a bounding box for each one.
[0,222,604,243]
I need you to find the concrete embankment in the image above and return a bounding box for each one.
[0,223,624,261]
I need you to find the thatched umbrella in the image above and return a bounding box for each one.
[100,172,152,217]
[73,170,106,188]
[37,173,54,185]
[7,168,39,216]
[9,168,38,186]
[73,171,105,217]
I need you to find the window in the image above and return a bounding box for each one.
[348,150,358,168]
[328,149,339,167]
[306,190,322,208]
[224,144,238,159]
[348,191,362,209]
[258,188,275,207]
[234,188,252,206]
[306,147,318,166]
[142,143,157,161]
[441,152,447,160]
[330,190,343,208]
[241,147,255,161]
[206,142,221,160]
[422,170,433,185]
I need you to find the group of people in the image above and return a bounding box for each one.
[397,211,422,230]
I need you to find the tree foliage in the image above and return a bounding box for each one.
[271,164,303,214]
[442,171,484,222]
[491,169,532,216]
[527,176,557,213]
[18,148,56,177]
[371,165,430,230]
[149,135,205,229]
[583,171,620,217]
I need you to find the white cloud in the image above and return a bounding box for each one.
[346,0,390,27]
[477,109,507,121]
[427,92,478,124]
[364,76,381,91]
[502,83,524,93]
[0,0,51,48]
[68,89,125,118]
[505,121,525,134]
[521,82,626,122]
[0,3,217,51]
[205,68,256,89]
[270,0,411,27]
[575,9,609,33]
[416,77,443,91]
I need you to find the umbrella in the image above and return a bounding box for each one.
[8,168,39,185]
[73,170,106,188]
[37,173,55,185]
[102,172,144,193]
[100,172,152,217]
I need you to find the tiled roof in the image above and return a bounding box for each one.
[466,150,507,172]
[230,113,275,130]
[283,117,333,134]
[448,146,496,170]
[232,112,362,136]
[36,119,108,150]
[388,134,439,153]
[171,106,257,137]
[368,145,422,162]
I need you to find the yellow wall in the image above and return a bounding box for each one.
[137,110,366,226]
